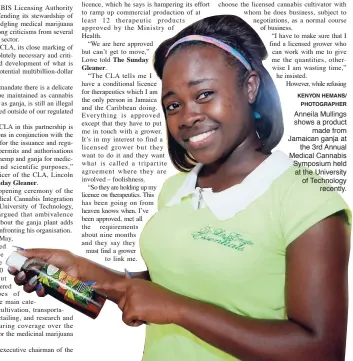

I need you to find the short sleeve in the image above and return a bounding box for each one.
[157,172,186,210]
[280,169,351,247]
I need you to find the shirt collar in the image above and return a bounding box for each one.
[166,151,293,221]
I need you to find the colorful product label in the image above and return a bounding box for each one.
[37,265,93,307]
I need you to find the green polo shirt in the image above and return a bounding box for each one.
[139,152,350,361]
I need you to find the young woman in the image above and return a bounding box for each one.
[10,15,350,361]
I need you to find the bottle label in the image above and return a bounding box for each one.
[38,265,93,307]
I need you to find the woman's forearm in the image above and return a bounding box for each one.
[76,255,150,301]
[174,297,344,361]
[76,255,150,283]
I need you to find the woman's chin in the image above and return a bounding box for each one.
[189,151,221,165]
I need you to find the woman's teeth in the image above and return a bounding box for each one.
[189,130,216,143]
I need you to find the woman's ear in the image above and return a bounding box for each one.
[246,71,260,105]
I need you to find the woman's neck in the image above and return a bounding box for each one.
[197,136,268,191]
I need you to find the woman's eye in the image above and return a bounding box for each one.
[197,91,214,100]
[165,102,180,112]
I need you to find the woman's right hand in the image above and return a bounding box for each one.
[8,248,149,302]
[8,248,81,297]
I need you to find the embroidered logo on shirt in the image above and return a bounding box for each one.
[192,226,253,251]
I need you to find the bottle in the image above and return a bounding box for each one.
[6,251,106,319]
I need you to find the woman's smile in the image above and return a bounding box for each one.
[185,129,218,149]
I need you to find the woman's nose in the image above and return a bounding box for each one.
[179,107,206,129]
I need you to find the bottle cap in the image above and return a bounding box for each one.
[6,251,28,271]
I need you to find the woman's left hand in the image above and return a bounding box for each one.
[95,279,185,326]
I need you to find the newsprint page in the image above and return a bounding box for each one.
[0,0,351,360]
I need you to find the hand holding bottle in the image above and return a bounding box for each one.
[7,250,107,319]
[7,247,149,303]
[8,248,80,296]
